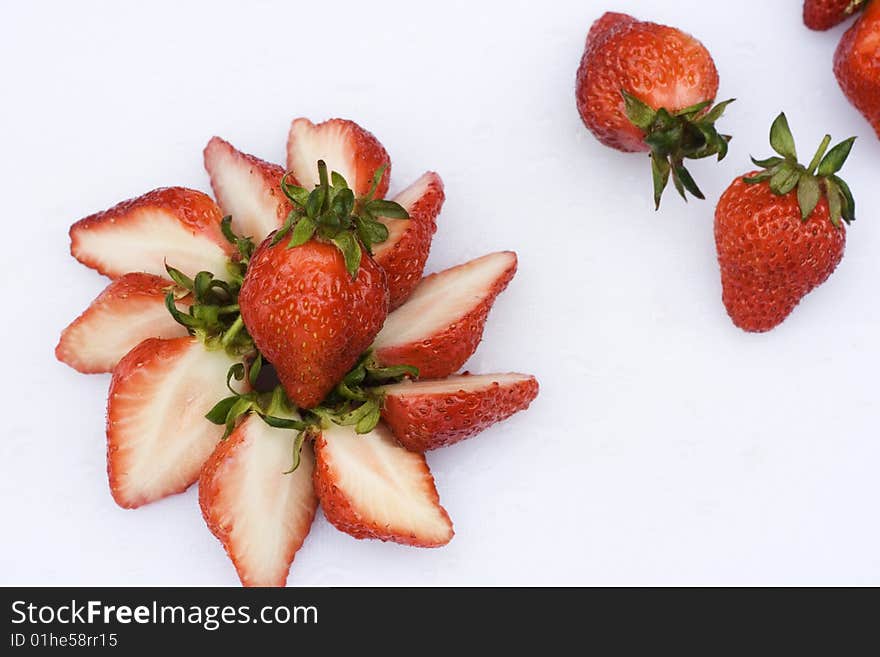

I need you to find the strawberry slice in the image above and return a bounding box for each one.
[203,136,292,242]
[380,373,539,451]
[286,118,391,198]
[70,187,231,280]
[372,172,445,310]
[313,423,453,547]
[372,251,517,379]
[56,273,190,374]
[107,336,240,508]
[199,414,318,587]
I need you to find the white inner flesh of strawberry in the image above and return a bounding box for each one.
[112,343,236,503]
[381,372,532,395]
[212,416,315,586]
[287,120,357,192]
[373,251,515,347]
[76,210,229,279]
[372,173,433,257]
[205,139,281,242]
[64,298,187,372]
[322,423,451,543]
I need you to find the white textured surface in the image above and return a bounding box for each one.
[1,0,878,585]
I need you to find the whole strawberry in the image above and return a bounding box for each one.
[834,0,880,137]
[575,12,733,208]
[715,113,856,332]
[239,161,408,408]
[803,0,868,31]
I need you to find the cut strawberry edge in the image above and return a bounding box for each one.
[313,423,453,547]
[107,337,241,509]
[56,273,190,374]
[203,136,292,243]
[372,171,445,310]
[199,414,318,587]
[286,117,391,199]
[380,373,539,451]
[70,187,232,280]
[372,251,518,379]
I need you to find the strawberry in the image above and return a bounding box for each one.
[804,0,867,31]
[834,0,880,138]
[56,273,191,374]
[372,251,517,379]
[107,336,241,508]
[203,136,292,241]
[381,373,539,451]
[715,113,856,332]
[199,414,318,587]
[70,187,232,280]
[372,172,444,310]
[287,118,391,199]
[313,422,453,546]
[575,12,733,207]
[239,162,408,409]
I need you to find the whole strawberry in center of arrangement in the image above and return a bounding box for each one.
[239,161,408,408]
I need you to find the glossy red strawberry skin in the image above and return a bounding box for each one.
[381,375,539,451]
[834,1,880,138]
[56,272,189,373]
[70,187,231,278]
[804,0,859,30]
[714,174,846,332]
[374,254,517,379]
[575,12,719,152]
[312,429,452,547]
[239,239,389,409]
[373,172,444,310]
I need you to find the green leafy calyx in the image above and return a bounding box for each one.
[622,90,734,209]
[743,112,856,227]
[272,161,408,278]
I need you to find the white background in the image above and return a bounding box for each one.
[2,0,878,586]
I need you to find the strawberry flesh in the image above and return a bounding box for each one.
[372,251,517,379]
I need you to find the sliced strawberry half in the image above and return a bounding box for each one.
[286,118,391,198]
[372,251,517,379]
[107,336,240,508]
[313,423,453,547]
[70,187,232,280]
[372,172,444,310]
[381,373,539,451]
[204,136,292,242]
[199,414,318,587]
[56,273,191,374]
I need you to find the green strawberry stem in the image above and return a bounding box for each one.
[622,90,734,209]
[743,112,856,227]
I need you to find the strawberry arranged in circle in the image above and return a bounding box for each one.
[57,116,538,587]
[803,0,868,31]
[575,12,733,207]
[715,113,856,332]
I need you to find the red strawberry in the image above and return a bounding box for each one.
[372,251,516,379]
[240,240,388,409]
[575,12,732,207]
[107,336,241,508]
[313,423,453,546]
[56,273,191,374]
[199,414,318,587]
[715,113,855,332]
[70,187,232,280]
[203,136,292,242]
[372,172,444,310]
[381,373,539,451]
[834,0,880,138]
[804,0,867,31]
[286,118,391,198]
